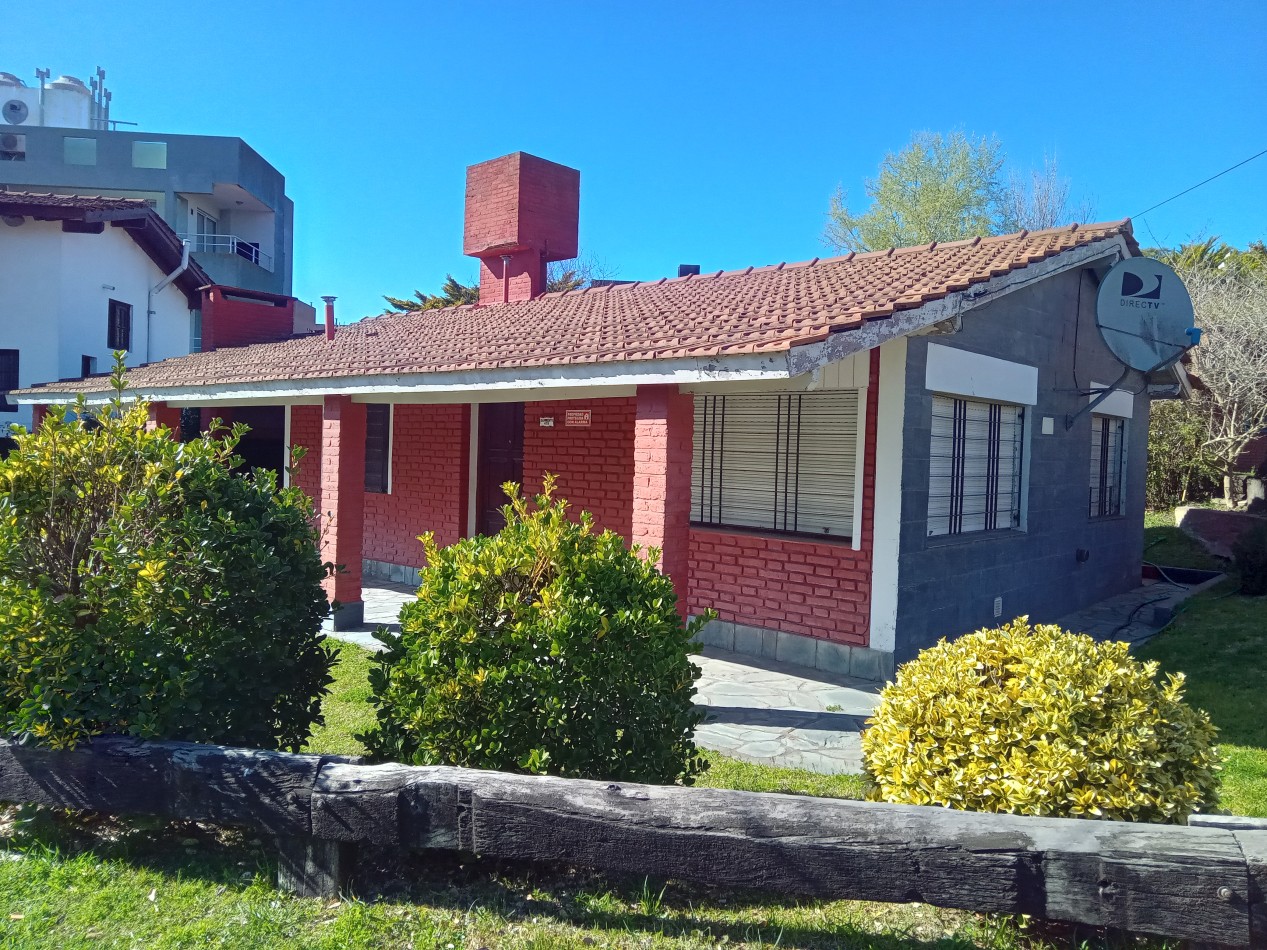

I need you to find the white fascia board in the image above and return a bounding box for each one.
[1089,380,1135,419]
[785,237,1131,379]
[927,342,1039,406]
[15,351,793,407]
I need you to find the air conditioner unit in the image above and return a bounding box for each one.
[0,131,25,160]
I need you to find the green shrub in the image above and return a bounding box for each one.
[1232,521,1267,595]
[860,618,1220,823]
[0,362,333,751]
[363,477,708,785]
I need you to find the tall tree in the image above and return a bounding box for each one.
[825,134,1095,253]
[997,155,1095,233]
[1172,265,1267,503]
[824,131,1004,252]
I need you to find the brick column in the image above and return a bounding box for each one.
[632,384,693,616]
[321,395,367,630]
[30,404,47,431]
[145,401,182,435]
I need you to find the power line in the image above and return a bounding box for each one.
[1132,147,1267,219]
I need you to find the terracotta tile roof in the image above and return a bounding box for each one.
[0,191,152,213]
[19,221,1136,397]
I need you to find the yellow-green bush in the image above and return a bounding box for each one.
[860,618,1220,823]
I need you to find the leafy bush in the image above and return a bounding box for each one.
[860,618,1220,823]
[0,363,333,750]
[1232,521,1267,595]
[363,477,708,785]
[1146,400,1218,509]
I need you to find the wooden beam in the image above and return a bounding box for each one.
[0,738,1259,945]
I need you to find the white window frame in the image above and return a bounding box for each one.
[691,390,862,543]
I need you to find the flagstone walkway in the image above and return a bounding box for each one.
[328,572,1222,775]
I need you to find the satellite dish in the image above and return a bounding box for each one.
[1095,257,1197,372]
[2,99,28,124]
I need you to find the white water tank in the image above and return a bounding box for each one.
[43,75,92,128]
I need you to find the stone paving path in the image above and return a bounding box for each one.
[328,574,1221,775]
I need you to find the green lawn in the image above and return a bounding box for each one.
[1143,509,1223,571]
[1140,510,1264,817]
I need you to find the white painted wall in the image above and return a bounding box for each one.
[868,336,908,654]
[0,219,195,431]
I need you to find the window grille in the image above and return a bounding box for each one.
[364,404,392,494]
[0,349,18,413]
[1089,414,1125,518]
[107,299,132,351]
[691,391,858,539]
[928,394,1024,537]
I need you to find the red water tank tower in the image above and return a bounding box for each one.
[463,152,580,305]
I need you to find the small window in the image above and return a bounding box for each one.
[0,132,26,161]
[0,349,18,413]
[81,355,98,377]
[692,392,859,539]
[190,309,203,352]
[131,141,167,169]
[1089,415,1126,518]
[364,404,392,494]
[107,300,132,351]
[63,136,97,165]
[928,395,1025,537]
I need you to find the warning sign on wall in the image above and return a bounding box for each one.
[565,409,592,427]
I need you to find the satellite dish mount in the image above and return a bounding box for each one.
[1065,257,1198,429]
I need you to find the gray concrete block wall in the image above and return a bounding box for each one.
[894,267,1150,662]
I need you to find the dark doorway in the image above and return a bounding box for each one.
[476,402,524,536]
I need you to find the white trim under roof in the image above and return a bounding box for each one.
[1089,381,1135,419]
[16,236,1133,408]
[925,342,1039,406]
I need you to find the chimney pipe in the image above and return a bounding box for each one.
[321,296,337,340]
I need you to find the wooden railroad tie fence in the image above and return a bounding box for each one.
[0,737,1264,946]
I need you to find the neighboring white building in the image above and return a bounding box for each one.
[0,191,210,436]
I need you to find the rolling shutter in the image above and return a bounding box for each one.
[364,404,391,494]
[928,394,1023,537]
[692,391,859,539]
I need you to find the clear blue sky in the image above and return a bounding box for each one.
[7,0,1266,321]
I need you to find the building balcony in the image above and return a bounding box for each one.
[179,233,274,273]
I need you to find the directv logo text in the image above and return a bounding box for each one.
[1120,271,1164,310]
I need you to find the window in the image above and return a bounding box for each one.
[107,300,132,351]
[0,349,18,413]
[190,309,202,352]
[1089,415,1126,518]
[81,355,98,377]
[131,141,167,169]
[63,136,97,165]
[364,404,392,494]
[928,395,1024,537]
[194,210,218,252]
[691,392,859,539]
[0,132,25,161]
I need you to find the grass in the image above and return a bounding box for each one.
[1139,509,1265,816]
[1142,509,1222,571]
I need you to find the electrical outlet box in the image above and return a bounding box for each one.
[993,596,1003,618]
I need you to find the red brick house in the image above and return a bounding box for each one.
[18,152,1179,679]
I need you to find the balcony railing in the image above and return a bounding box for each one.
[179,234,275,273]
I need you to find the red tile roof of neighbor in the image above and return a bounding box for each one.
[0,191,213,304]
[19,221,1137,396]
